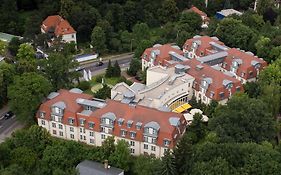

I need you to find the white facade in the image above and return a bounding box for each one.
[38,119,169,158]
[61,33,77,44]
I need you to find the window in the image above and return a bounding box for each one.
[164,140,171,147]
[101,134,106,139]
[130,141,135,146]
[89,131,94,137]
[152,138,157,144]
[59,124,63,129]
[86,106,92,110]
[144,136,148,142]
[40,112,45,118]
[79,119,85,126]
[136,123,142,130]
[53,130,57,135]
[68,118,74,125]
[118,120,123,126]
[127,120,133,128]
[219,92,225,99]
[249,71,253,77]
[236,86,241,92]
[41,120,45,125]
[80,135,83,140]
[151,146,156,151]
[52,123,56,128]
[59,131,63,136]
[144,144,148,150]
[90,139,94,144]
[83,136,86,140]
[130,132,136,139]
[89,122,95,129]
[130,148,135,154]
[121,130,127,137]
[101,126,105,133]
[210,91,215,98]
[71,34,74,38]
[58,117,62,123]
[80,128,83,133]
[70,127,74,132]
[70,134,74,139]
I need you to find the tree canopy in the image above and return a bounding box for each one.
[8,73,52,124]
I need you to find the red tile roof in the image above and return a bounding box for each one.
[224,48,267,80]
[179,59,243,101]
[37,90,186,148]
[142,44,184,66]
[190,6,207,17]
[183,36,225,56]
[41,15,76,36]
[39,89,92,114]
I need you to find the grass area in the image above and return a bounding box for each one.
[84,74,126,94]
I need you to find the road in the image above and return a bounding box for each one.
[0,106,24,143]
[79,53,133,77]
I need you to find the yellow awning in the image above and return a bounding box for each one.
[172,103,192,113]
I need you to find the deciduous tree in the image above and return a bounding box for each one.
[8,73,52,124]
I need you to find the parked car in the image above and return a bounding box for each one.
[3,111,14,120]
[95,61,104,67]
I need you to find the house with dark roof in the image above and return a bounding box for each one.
[41,15,76,44]
[76,160,124,175]
[37,88,186,158]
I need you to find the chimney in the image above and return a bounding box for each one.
[104,160,108,169]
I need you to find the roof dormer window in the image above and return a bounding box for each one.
[127,120,133,128]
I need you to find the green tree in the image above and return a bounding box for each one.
[91,26,106,54]
[59,0,74,19]
[15,43,37,74]
[120,30,133,52]
[100,136,115,160]
[7,37,22,56]
[188,113,207,143]
[41,141,85,174]
[256,0,274,15]
[215,18,257,52]
[10,147,37,172]
[41,53,79,90]
[258,58,281,85]
[0,62,15,107]
[0,40,7,55]
[16,43,35,61]
[174,134,193,175]
[113,60,121,77]
[94,84,111,100]
[8,73,52,124]
[105,59,113,78]
[191,157,235,175]
[255,36,272,62]
[132,23,150,44]
[244,81,261,98]
[134,39,153,58]
[109,140,131,171]
[127,58,141,76]
[209,94,276,143]
[159,150,176,175]
[179,12,202,31]
[158,0,179,24]
[269,46,281,63]
[132,155,161,175]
